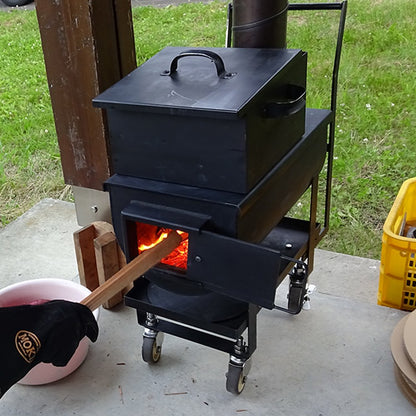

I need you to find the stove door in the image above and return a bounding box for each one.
[120,200,281,309]
[188,231,281,309]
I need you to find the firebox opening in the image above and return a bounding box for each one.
[135,222,189,270]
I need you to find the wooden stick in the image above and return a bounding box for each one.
[80,231,182,311]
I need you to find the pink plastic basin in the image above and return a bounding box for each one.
[0,278,99,385]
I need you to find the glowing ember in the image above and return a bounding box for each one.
[136,223,189,270]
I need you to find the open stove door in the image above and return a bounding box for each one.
[188,231,281,309]
[120,201,281,309]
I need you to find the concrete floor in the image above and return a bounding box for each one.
[0,198,414,415]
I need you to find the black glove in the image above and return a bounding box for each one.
[0,300,98,398]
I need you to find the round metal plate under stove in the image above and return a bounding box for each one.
[146,281,248,323]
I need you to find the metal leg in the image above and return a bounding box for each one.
[307,175,319,273]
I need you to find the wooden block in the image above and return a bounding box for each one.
[91,221,114,236]
[74,224,100,291]
[74,221,115,290]
[94,232,123,309]
[74,221,127,309]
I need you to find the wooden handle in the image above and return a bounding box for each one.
[80,231,182,311]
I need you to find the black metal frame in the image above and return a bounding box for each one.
[126,282,259,358]
[120,1,348,393]
[122,108,331,364]
[289,1,348,240]
[279,2,348,317]
[227,1,347,313]
[227,1,347,241]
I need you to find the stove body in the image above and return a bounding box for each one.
[96,46,307,194]
[102,105,331,378]
[103,104,330,303]
[92,2,347,390]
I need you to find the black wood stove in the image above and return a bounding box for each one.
[93,2,347,394]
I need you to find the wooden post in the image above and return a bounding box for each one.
[35,0,137,190]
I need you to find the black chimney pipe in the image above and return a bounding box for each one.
[232,0,288,48]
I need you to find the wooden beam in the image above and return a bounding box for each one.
[35,0,136,190]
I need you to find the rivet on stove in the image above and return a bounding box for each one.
[194,256,202,263]
[285,243,293,249]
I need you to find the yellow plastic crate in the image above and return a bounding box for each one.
[378,178,416,310]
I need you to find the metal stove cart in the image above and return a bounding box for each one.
[93,2,347,394]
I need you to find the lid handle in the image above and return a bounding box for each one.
[161,49,236,79]
[263,85,306,118]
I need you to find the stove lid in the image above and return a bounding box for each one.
[93,46,304,117]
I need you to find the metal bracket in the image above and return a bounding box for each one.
[72,186,112,226]
[143,327,164,345]
[229,354,252,378]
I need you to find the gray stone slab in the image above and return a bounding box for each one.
[0,294,412,415]
[0,199,80,287]
[312,249,381,305]
[0,199,414,414]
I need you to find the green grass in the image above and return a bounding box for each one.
[288,0,416,258]
[1,0,416,260]
[0,10,63,225]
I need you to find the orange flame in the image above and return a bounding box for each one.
[136,223,188,270]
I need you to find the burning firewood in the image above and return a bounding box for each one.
[80,231,182,311]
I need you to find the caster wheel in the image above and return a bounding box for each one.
[226,364,246,394]
[288,285,304,313]
[142,336,162,364]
